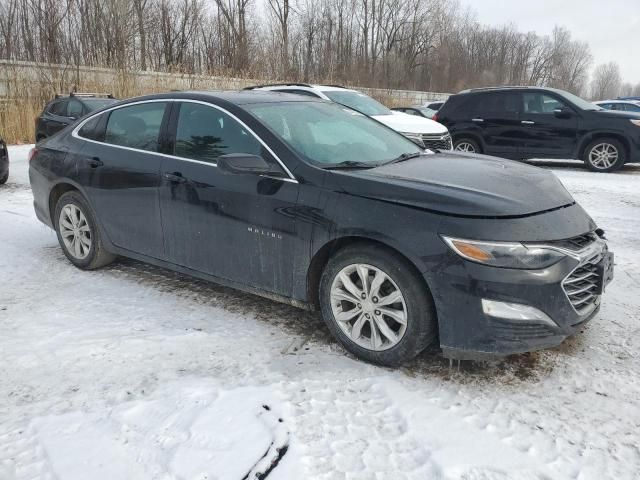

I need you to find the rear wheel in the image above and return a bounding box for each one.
[54,191,116,269]
[453,137,481,154]
[583,138,626,172]
[319,244,437,366]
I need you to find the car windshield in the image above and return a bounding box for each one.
[82,98,119,112]
[246,101,422,167]
[320,90,392,116]
[554,89,602,111]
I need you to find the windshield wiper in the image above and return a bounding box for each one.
[383,151,424,166]
[323,161,377,170]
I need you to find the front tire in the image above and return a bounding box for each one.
[583,138,626,172]
[319,243,437,366]
[453,137,481,154]
[54,191,116,269]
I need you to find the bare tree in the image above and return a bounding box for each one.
[591,62,622,100]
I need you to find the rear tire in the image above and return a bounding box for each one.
[54,191,116,270]
[319,243,437,366]
[583,138,626,172]
[453,137,481,154]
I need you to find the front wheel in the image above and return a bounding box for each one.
[583,138,626,172]
[319,244,437,366]
[54,191,116,269]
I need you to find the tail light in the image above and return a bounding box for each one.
[28,147,39,162]
[432,113,439,122]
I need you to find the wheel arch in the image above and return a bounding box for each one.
[451,132,484,153]
[578,132,631,162]
[306,236,434,311]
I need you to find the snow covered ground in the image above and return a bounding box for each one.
[1,145,639,480]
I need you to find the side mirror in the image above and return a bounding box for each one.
[554,107,573,119]
[217,153,281,176]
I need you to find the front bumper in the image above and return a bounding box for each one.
[429,236,613,360]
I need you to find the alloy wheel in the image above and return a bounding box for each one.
[455,141,476,153]
[59,204,92,259]
[330,263,408,351]
[588,143,619,170]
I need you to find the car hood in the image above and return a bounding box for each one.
[372,112,448,135]
[333,152,575,218]
[591,109,640,120]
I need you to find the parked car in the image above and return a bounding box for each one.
[29,91,614,366]
[594,100,640,113]
[435,86,640,172]
[0,137,8,184]
[423,101,444,111]
[245,83,452,151]
[392,106,438,119]
[36,93,119,142]
[618,96,640,101]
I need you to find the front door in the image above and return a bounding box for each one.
[159,101,299,296]
[80,101,169,259]
[517,92,579,158]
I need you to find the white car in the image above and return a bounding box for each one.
[594,100,640,113]
[245,83,452,151]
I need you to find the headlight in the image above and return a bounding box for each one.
[441,236,566,269]
[630,119,640,127]
[400,132,424,147]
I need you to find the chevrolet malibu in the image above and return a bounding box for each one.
[29,91,614,366]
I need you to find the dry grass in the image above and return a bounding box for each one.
[0,62,443,144]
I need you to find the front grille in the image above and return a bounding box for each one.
[555,232,598,251]
[422,133,452,151]
[562,254,602,315]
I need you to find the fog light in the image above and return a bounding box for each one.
[481,299,558,327]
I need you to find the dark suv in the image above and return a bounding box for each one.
[436,86,640,172]
[36,93,119,142]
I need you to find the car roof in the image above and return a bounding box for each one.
[245,83,358,94]
[118,90,326,105]
[457,86,559,95]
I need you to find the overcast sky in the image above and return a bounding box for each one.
[458,0,640,84]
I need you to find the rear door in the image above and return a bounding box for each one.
[158,100,299,296]
[77,101,169,259]
[473,92,522,158]
[517,92,578,158]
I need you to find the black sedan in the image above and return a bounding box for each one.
[29,91,614,366]
[0,137,8,184]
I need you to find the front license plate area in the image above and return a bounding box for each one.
[596,252,614,294]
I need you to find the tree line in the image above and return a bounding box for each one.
[1,0,638,99]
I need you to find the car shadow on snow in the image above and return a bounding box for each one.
[100,257,587,385]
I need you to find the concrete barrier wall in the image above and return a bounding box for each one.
[0,60,451,106]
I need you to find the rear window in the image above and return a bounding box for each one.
[104,102,167,152]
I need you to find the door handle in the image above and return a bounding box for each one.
[521,120,536,125]
[163,172,187,183]
[88,157,103,168]
[472,118,484,123]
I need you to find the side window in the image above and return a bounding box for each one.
[470,93,519,116]
[104,102,167,152]
[626,104,640,112]
[405,109,419,116]
[78,115,103,141]
[599,103,612,110]
[67,99,84,118]
[523,93,566,114]
[174,102,264,164]
[49,100,68,116]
